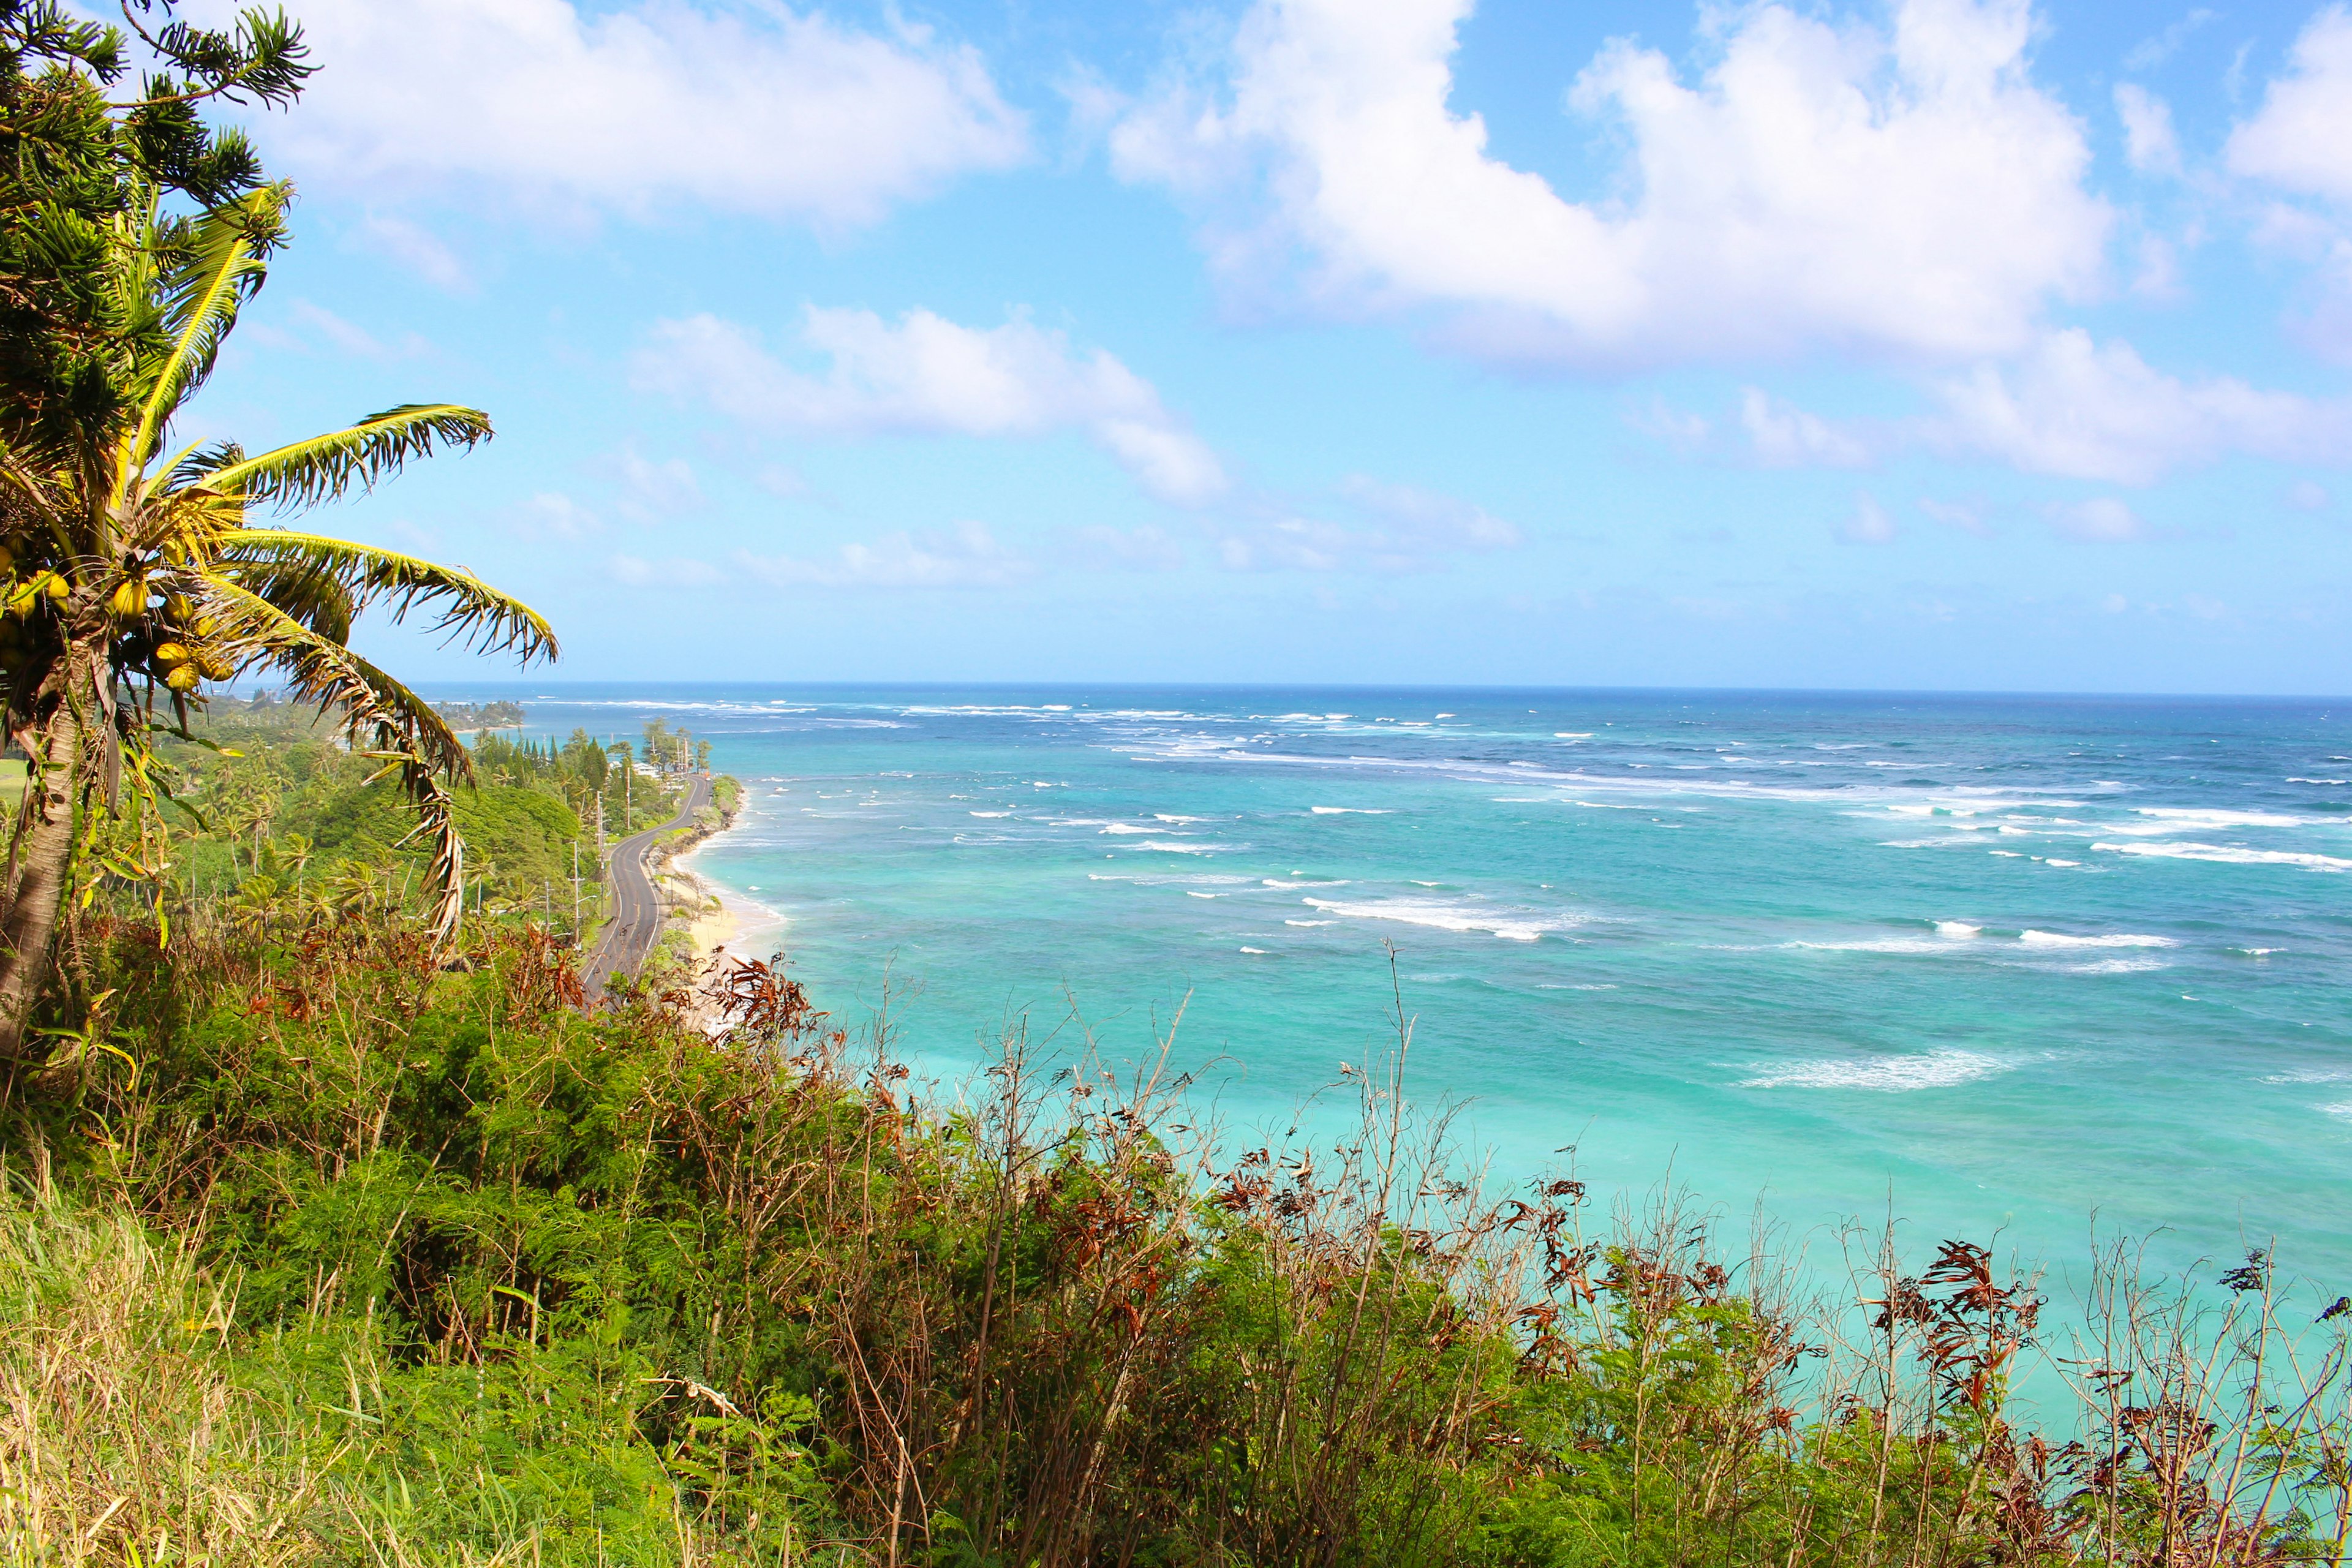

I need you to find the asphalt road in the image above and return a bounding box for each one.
[581,771,712,1002]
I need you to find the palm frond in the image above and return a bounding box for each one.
[235,551,355,644]
[202,579,475,943]
[121,185,287,484]
[196,404,491,513]
[213,530,557,663]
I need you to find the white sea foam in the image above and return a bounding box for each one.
[2061,957,2170,974]
[2018,930,2177,948]
[1739,1049,2011,1092]
[1790,938,1972,954]
[1936,921,1982,938]
[1300,895,1578,942]
[2265,1068,2351,1084]
[969,810,1010,818]
[1555,731,1593,739]
[1262,878,1345,889]
[2322,1102,2352,1121]
[1186,891,1223,899]
[1284,919,1336,927]
[2093,842,2352,870]
[2097,808,2307,837]
[1156,813,1210,823]
[1138,840,1213,854]
[1240,947,1270,954]
[1100,823,1158,835]
[1536,982,1619,990]
[2041,859,2082,868]
[1989,850,2024,857]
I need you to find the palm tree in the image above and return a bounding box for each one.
[0,181,555,1058]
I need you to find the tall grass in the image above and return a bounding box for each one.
[0,914,2344,1565]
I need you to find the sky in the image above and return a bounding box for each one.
[176,0,2352,693]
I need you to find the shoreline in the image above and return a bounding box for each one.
[665,782,786,963]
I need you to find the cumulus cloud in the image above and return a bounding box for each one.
[209,0,1027,226]
[2228,9,2352,361]
[736,521,1032,589]
[1921,330,2352,481]
[633,308,1229,504]
[1714,331,2352,483]
[1112,0,2109,369]
[2227,7,2352,206]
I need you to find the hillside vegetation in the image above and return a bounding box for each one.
[1,880,2345,1564]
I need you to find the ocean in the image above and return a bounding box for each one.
[461,684,2352,1290]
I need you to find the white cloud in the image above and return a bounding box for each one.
[353,214,470,292]
[1727,330,2352,481]
[2286,478,2332,511]
[635,309,1229,505]
[2227,6,2352,205]
[225,0,1027,227]
[736,521,1032,589]
[1921,330,2352,481]
[608,552,724,587]
[1112,0,2109,369]
[2114,85,2180,176]
[1839,492,1898,543]
[1741,388,1874,467]
[2046,496,2142,542]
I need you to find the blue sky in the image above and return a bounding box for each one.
[183,0,2352,693]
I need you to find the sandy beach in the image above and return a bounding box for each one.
[673,857,786,963]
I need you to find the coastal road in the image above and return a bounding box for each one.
[582,771,712,1002]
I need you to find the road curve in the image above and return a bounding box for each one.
[582,771,713,1002]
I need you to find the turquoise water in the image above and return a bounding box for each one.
[466,684,2352,1289]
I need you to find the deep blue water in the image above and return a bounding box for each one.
[449,684,2352,1293]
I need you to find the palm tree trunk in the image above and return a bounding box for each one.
[0,673,83,1061]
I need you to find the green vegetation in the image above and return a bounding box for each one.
[119,699,710,945]
[0,0,552,1060]
[1,891,2345,1564]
